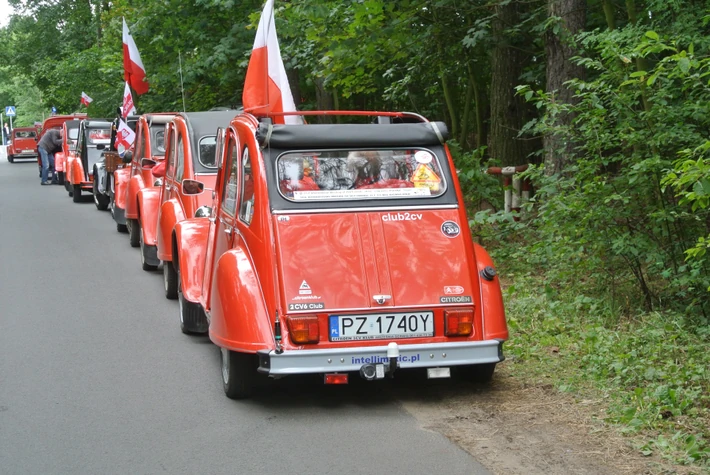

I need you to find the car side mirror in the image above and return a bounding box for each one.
[182,179,205,195]
[141,158,157,170]
[121,150,133,164]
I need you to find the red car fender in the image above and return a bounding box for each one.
[208,248,274,353]
[113,168,131,210]
[137,187,161,246]
[156,199,186,262]
[174,219,210,303]
[67,155,84,185]
[472,242,508,341]
[125,174,145,220]
[54,152,65,172]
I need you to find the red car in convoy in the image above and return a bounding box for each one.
[173,111,508,399]
[55,119,81,185]
[143,111,233,296]
[120,114,175,240]
[6,127,39,163]
[37,114,87,175]
[65,120,112,202]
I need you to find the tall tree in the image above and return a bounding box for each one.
[489,0,541,166]
[543,0,586,174]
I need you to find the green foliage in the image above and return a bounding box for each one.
[504,273,710,466]
[514,20,710,316]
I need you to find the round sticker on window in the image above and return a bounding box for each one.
[441,221,460,238]
[415,151,433,164]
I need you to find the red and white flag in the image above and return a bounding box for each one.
[121,82,137,117]
[115,119,137,152]
[80,92,93,107]
[242,0,301,125]
[123,18,149,95]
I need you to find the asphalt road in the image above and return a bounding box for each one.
[0,157,490,475]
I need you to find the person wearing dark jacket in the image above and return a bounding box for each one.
[38,129,62,185]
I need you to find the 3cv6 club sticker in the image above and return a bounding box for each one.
[289,280,326,311]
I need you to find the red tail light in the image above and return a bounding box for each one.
[444,309,474,336]
[287,315,320,344]
[324,373,349,385]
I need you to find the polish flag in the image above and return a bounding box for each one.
[123,18,149,95]
[80,92,93,107]
[121,82,137,117]
[242,0,301,125]
[115,119,137,153]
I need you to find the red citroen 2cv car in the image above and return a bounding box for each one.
[6,127,39,163]
[173,111,508,399]
[37,113,87,176]
[65,120,112,202]
[55,119,81,186]
[147,111,233,291]
[120,114,175,241]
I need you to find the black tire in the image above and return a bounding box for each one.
[72,184,81,203]
[221,348,257,400]
[57,171,65,186]
[93,176,109,210]
[128,219,140,247]
[65,180,73,196]
[164,260,178,300]
[140,231,158,271]
[457,363,497,383]
[178,267,208,334]
[7,155,13,163]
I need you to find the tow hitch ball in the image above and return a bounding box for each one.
[360,343,399,381]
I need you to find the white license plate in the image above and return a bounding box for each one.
[329,312,434,342]
[24,150,34,153]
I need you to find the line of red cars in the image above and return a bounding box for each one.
[46,108,509,399]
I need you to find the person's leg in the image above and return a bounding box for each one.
[49,153,56,183]
[39,148,50,183]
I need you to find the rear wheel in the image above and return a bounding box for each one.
[178,267,208,334]
[128,219,140,247]
[457,363,496,383]
[93,176,109,210]
[164,260,178,300]
[140,231,158,271]
[72,185,81,203]
[221,348,257,400]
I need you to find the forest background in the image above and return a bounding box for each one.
[1,0,708,468]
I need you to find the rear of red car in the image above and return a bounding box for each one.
[257,119,507,383]
[7,127,39,163]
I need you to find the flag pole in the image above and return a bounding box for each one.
[178,51,187,113]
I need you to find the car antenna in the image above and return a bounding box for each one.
[178,51,187,113]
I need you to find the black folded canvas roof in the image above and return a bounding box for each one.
[260,121,450,149]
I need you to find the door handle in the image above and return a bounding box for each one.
[224,227,233,236]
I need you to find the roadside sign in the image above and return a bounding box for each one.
[5,106,16,117]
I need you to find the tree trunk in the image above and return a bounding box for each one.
[489,0,536,166]
[543,0,586,175]
[602,0,615,29]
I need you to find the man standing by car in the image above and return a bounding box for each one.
[2,122,10,145]
[38,128,62,185]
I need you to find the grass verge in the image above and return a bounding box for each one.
[501,271,710,469]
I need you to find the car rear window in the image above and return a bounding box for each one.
[14,130,36,138]
[198,136,217,168]
[88,128,111,145]
[276,148,446,201]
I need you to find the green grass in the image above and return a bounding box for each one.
[500,271,710,467]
